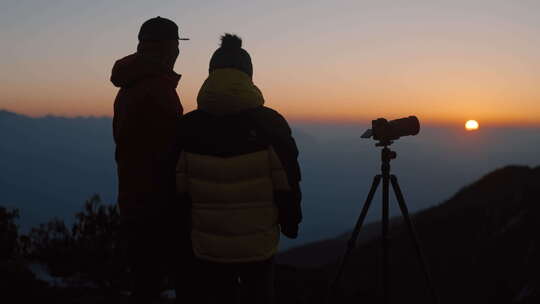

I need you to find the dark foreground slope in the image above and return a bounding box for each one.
[277,165,540,304]
[2,165,539,303]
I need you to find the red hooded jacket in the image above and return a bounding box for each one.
[111,53,183,218]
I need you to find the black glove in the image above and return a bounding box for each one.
[280,223,299,239]
[274,186,302,239]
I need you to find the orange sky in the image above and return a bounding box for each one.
[1,1,539,126]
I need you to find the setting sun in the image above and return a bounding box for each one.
[465,120,479,131]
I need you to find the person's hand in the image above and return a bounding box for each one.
[281,223,299,239]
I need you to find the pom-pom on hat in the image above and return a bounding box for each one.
[209,34,253,77]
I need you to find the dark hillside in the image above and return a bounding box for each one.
[2,164,539,303]
[277,165,540,304]
[278,221,384,268]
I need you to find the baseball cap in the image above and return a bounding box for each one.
[138,16,190,41]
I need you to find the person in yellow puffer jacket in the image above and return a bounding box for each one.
[175,34,302,304]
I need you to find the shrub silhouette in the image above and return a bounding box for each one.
[27,194,127,288]
[0,207,20,260]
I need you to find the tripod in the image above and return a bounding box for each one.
[327,142,439,304]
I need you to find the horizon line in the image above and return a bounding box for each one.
[2,108,540,128]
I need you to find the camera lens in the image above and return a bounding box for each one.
[388,116,420,138]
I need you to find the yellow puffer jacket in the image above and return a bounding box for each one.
[176,69,301,263]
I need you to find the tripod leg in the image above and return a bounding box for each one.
[326,175,381,304]
[382,171,390,304]
[390,175,440,304]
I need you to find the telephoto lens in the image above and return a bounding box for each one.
[361,116,420,144]
[386,116,420,138]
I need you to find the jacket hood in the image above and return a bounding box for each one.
[110,53,181,88]
[197,68,264,115]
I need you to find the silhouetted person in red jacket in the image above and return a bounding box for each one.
[111,16,185,303]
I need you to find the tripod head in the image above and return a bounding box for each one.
[374,137,396,162]
[377,143,397,176]
[381,146,397,162]
[375,138,393,147]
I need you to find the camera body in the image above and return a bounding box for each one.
[362,116,420,145]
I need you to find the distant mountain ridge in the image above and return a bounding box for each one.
[2,108,540,250]
[0,110,117,230]
[277,165,540,303]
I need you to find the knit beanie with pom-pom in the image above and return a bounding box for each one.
[209,34,253,78]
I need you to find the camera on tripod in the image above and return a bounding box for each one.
[361,116,420,146]
[328,115,439,304]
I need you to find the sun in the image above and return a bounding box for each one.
[465,120,479,131]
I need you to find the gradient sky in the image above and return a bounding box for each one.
[1,0,539,125]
